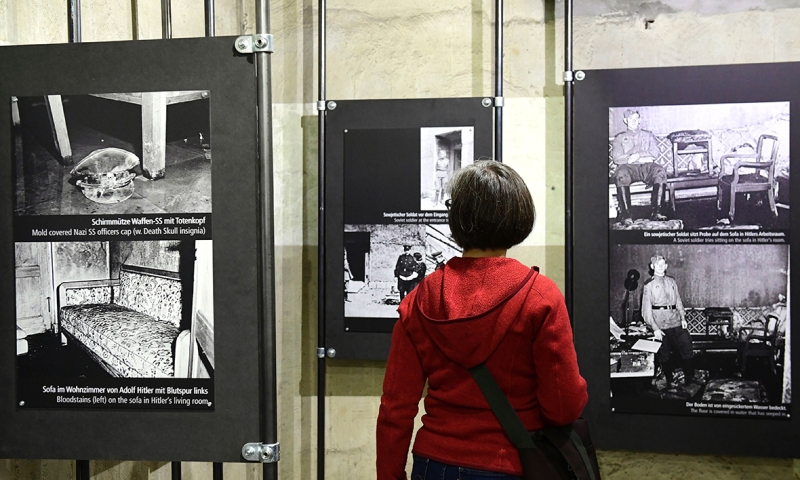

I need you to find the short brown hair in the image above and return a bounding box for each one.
[447,160,535,250]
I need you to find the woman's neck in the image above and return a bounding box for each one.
[462,248,507,258]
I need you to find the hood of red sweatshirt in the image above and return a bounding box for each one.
[402,256,538,369]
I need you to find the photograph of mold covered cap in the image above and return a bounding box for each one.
[11,91,212,215]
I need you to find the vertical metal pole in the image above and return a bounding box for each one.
[493,0,503,162]
[162,0,172,39]
[205,0,216,37]
[68,3,83,472]
[68,0,81,43]
[317,0,327,476]
[132,0,139,40]
[171,461,181,480]
[213,462,223,480]
[564,0,574,320]
[76,460,90,480]
[255,0,278,479]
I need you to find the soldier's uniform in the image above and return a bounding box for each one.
[641,274,695,383]
[611,127,668,222]
[395,252,418,301]
[612,129,666,186]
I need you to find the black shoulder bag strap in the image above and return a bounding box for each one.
[469,363,596,480]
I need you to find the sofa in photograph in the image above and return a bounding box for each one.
[57,264,189,378]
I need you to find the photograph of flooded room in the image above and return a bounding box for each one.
[419,126,474,211]
[344,223,461,318]
[608,102,789,231]
[15,240,214,379]
[11,91,212,215]
[609,243,790,416]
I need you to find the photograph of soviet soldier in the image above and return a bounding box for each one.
[612,110,668,224]
[641,254,699,389]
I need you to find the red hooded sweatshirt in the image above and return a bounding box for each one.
[376,257,588,479]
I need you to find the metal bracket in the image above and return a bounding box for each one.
[242,443,280,463]
[563,70,586,82]
[316,101,326,111]
[317,347,336,358]
[234,34,274,54]
[481,97,504,108]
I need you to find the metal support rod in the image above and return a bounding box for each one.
[494,0,503,162]
[132,0,139,40]
[205,0,216,37]
[162,0,172,39]
[171,462,181,480]
[255,0,278,479]
[564,0,574,320]
[68,0,81,43]
[213,462,223,480]
[317,0,327,475]
[76,460,90,480]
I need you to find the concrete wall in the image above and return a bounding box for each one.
[3,1,800,479]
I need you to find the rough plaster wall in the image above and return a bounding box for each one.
[81,0,133,41]
[12,0,66,44]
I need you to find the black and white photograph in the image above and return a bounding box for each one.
[16,239,214,384]
[608,102,789,231]
[344,223,460,319]
[419,126,474,211]
[12,91,212,216]
[609,243,790,418]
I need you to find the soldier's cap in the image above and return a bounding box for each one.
[413,253,423,260]
[403,244,412,250]
[623,109,640,119]
[650,254,666,265]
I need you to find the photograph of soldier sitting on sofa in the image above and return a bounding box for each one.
[15,240,213,380]
[608,102,789,231]
[609,243,790,417]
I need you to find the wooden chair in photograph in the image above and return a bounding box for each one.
[717,134,780,222]
[665,130,715,212]
[739,312,783,376]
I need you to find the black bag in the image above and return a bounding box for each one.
[470,364,601,480]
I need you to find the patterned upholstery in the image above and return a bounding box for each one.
[608,135,673,177]
[685,307,764,336]
[608,128,767,180]
[115,270,182,328]
[59,268,183,378]
[61,303,179,377]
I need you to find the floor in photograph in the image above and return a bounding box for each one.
[16,331,111,379]
[14,124,211,216]
[610,186,790,231]
[612,348,785,405]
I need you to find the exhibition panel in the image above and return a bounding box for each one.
[574,63,799,457]
[0,36,265,462]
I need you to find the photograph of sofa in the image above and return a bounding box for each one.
[15,240,214,380]
[607,101,789,231]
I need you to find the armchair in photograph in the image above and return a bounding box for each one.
[738,297,787,376]
[717,134,780,222]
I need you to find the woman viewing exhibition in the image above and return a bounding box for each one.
[376,160,588,479]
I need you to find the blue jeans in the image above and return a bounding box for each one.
[410,455,523,480]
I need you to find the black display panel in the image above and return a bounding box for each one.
[574,63,800,457]
[0,37,262,461]
[325,98,493,360]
